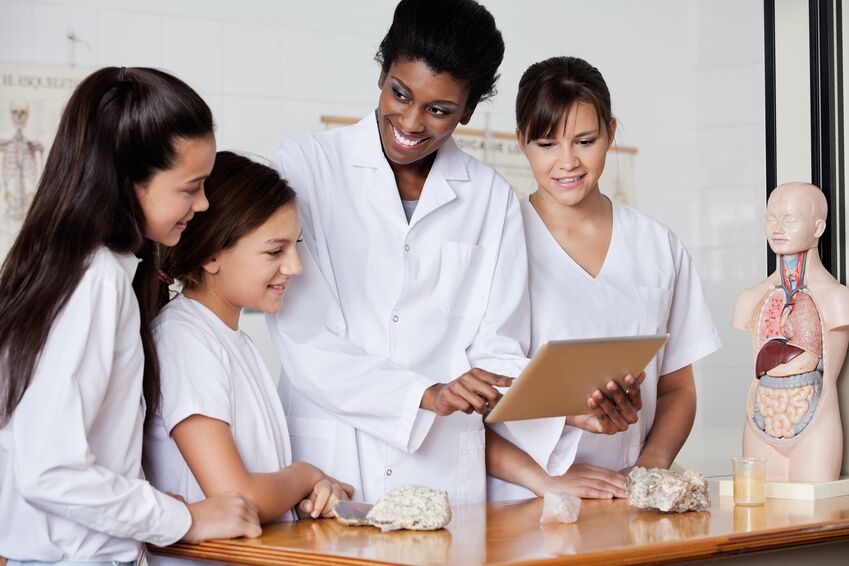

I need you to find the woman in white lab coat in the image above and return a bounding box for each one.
[0,67,259,565]
[267,0,606,505]
[487,56,721,501]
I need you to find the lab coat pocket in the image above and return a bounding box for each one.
[286,416,336,472]
[456,428,486,505]
[436,242,489,319]
[635,287,673,336]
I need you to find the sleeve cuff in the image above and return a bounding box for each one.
[545,426,583,476]
[147,492,193,547]
[660,331,722,376]
[399,377,437,453]
[162,401,232,434]
[501,416,566,469]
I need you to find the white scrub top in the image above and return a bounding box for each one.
[144,295,296,522]
[489,196,720,501]
[267,114,563,505]
[0,247,191,562]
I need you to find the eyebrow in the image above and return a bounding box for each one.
[391,76,460,107]
[184,174,209,184]
[573,129,599,137]
[265,238,292,244]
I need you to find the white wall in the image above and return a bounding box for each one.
[0,0,766,477]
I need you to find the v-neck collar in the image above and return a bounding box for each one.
[524,194,618,282]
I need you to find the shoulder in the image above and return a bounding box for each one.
[153,297,220,352]
[71,247,138,309]
[732,280,772,330]
[616,201,688,264]
[273,124,354,171]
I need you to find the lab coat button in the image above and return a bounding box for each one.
[386,468,392,476]
[404,244,410,253]
[392,315,399,322]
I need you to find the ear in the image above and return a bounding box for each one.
[515,128,528,153]
[607,118,618,148]
[202,256,220,275]
[378,70,387,91]
[459,102,477,126]
[814,218,826,238]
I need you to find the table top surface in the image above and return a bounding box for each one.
[153,486,849,565]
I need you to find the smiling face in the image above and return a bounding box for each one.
[134,135,216,246]
[519,101,615,208]
[201,203,303,323]
[376,58,474,168]
[765,185,826,255]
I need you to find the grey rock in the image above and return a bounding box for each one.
[626,467,711,513]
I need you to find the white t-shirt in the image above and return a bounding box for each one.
[0,247,191,562]
[144,295,296,522]
[490,196,721,501]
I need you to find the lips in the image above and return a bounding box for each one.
[552,174,586,188]
[389,123,429,151]
[267,282,286,296]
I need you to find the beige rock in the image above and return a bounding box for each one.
[626,467,710,513]
[366,485,452,532]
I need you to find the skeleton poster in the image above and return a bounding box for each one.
[0,64,89,261]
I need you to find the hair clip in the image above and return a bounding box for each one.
[158,269,175,285]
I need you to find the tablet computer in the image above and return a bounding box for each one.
[485,334,668,423]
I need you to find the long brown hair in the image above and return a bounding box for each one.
[0,67,213,425]
[161,151,296,293]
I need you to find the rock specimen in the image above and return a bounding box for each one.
[333,485,452,532]
[540,491,581,523]
[626,467,710,513]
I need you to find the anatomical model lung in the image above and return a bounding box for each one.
[733,183,849,482]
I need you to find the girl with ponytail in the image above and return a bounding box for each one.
[0,67,260,566]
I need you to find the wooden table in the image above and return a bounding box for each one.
[152,486,849,565]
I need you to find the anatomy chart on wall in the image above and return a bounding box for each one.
[0,63,88,261]
[320,115,637,202]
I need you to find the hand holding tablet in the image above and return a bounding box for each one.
[485,335,668,424]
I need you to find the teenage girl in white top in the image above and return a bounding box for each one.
[487,56,720,501]
[0,67,260,566]
[144,152,352,540]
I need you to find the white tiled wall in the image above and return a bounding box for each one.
[0,0,766,477]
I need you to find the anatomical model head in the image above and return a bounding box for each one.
[765,182,827,256]
[9,99,29,128]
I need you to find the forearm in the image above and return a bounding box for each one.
[485,428,548,497]
[243,462,323,524]
[637,367,696,469]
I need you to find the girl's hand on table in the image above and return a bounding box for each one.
[298,477,354,519]
[543,463,627,499]
[567,372,645,434]
[183,492,262,543]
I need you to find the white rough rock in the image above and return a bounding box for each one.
[365,485,452,532]
[626,467,711,513]
[540,491,581,523]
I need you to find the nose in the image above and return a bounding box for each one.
[194,187,210,213]
[398,105,425,134]
[559,145,580,170]
[281,247,304,277]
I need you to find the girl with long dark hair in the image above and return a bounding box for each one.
[0,67,260,565]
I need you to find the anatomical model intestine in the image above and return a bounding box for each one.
[733,183,849,482]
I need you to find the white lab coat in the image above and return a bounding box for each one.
[267,114,563,505]
[489,196,721,501]
[0,247,190,562]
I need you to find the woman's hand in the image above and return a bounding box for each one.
[542,464,628,499]
[421,368,513,416]
[297,476,355,519]
[182,492,262,543]
[566,372,644,434]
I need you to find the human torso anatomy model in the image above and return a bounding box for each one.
[734,183,849,482]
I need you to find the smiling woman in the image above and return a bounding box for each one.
[264,0,576,507]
